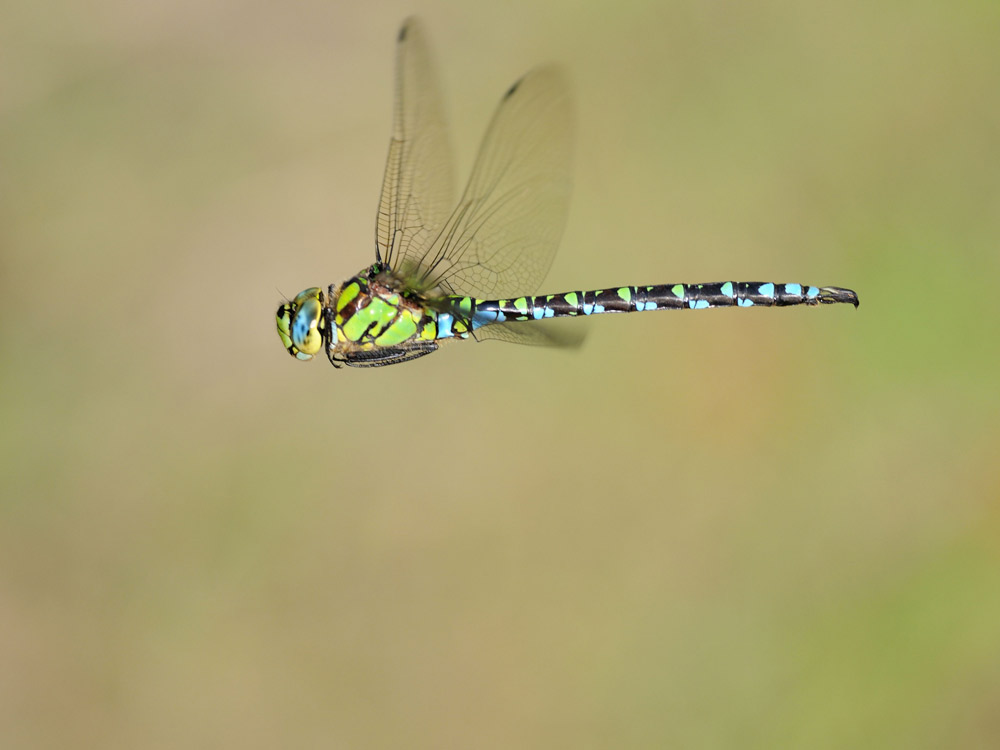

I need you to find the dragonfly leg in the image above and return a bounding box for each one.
[328,341,439,368]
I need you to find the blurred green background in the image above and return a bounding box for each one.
[2,0,999,747]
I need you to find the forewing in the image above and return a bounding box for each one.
[410,66,574,299]
[376,19,455,270]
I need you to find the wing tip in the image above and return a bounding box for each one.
[399,17,423,42]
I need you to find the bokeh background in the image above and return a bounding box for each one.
[3,0,999,747]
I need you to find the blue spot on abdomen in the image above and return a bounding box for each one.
[438,313,454,338]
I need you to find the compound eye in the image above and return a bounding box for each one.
[276,288,324,360]
[276,303,295,352]
[291,297,323,356]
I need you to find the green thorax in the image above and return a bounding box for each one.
[332,265,451,351]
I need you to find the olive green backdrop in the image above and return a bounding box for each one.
[3,0,998,747]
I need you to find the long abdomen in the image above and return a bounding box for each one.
[457,282,858,331]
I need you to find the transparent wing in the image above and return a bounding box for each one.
[472,318,586,347]
[406,66,574,300]
[376,19,455,270]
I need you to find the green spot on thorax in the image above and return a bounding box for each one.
[419,317,437,340]
[374,310,418,346]
[341,296,398,341]
[336,281,361,312]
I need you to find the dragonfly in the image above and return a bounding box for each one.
[276,19,858,369]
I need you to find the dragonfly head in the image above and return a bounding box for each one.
[276,287,326,360]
